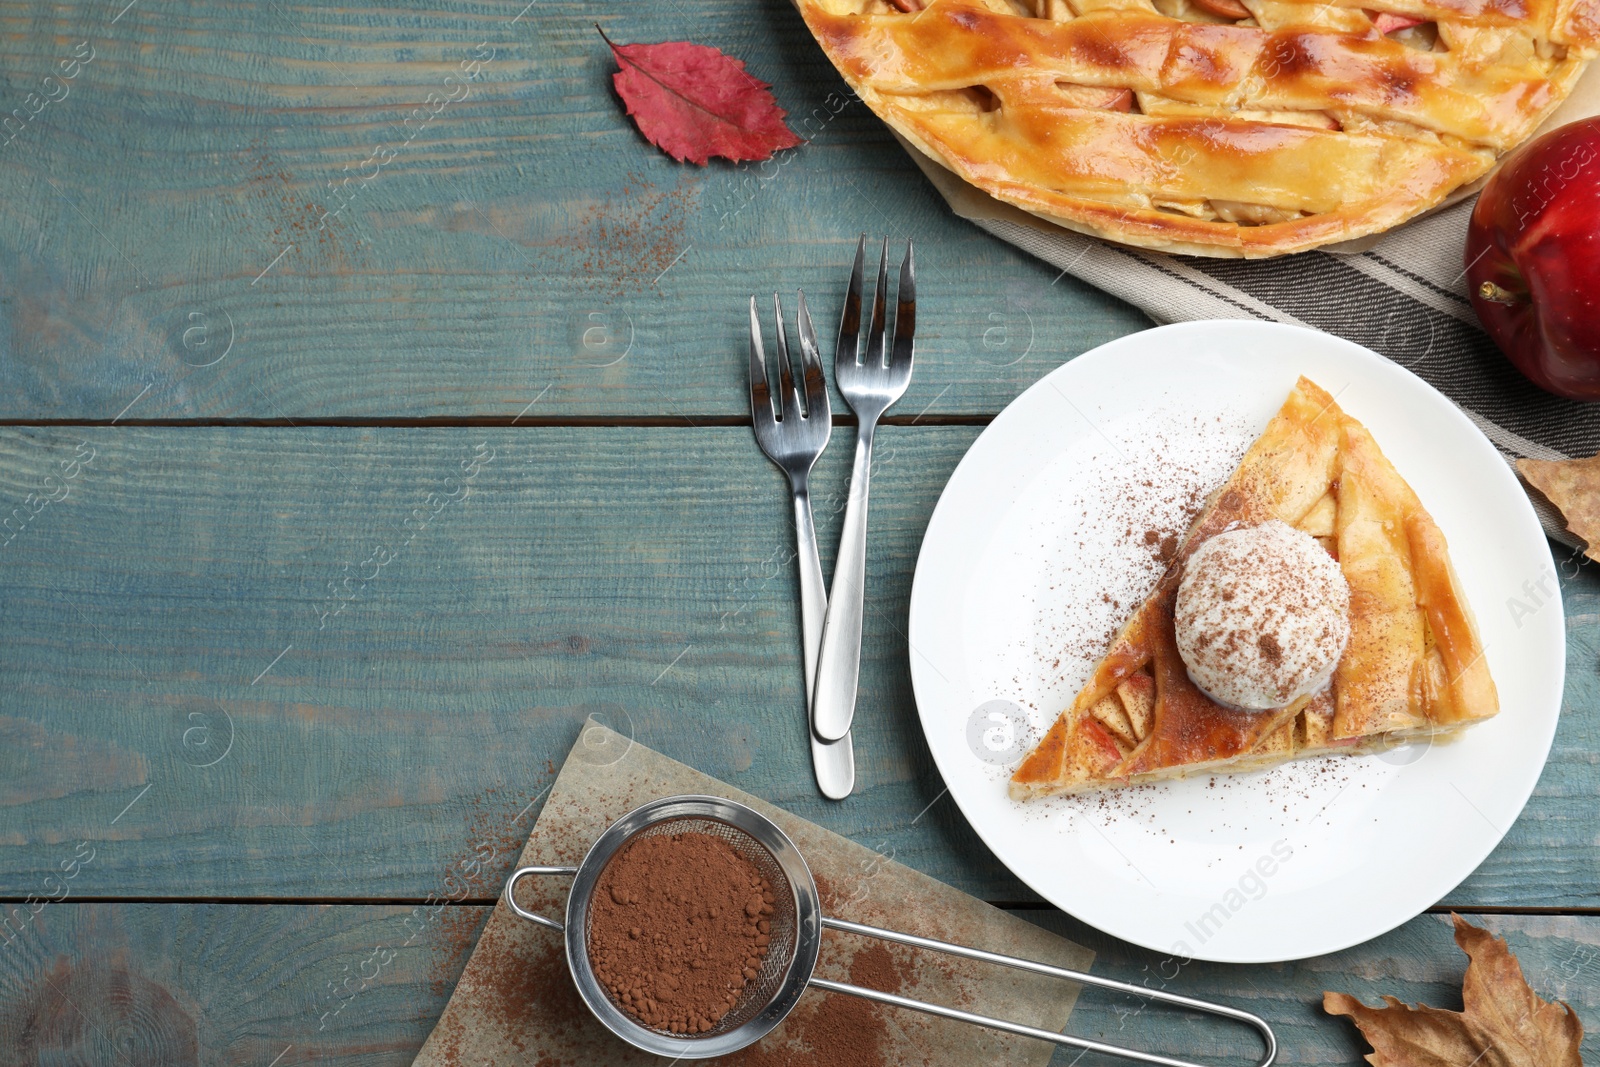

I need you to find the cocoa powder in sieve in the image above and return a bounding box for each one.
[586,830,775,1035]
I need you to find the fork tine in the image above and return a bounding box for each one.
[772,292,801,422]
[748,295,774,423]
[836,234,866,369]
[863,237,890,368]
[796,290,828,420]
[891,240,915,370]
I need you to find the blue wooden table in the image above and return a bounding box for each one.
[1,0,1595,1062]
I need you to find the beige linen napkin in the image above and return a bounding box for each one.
[412,720,1094,1067]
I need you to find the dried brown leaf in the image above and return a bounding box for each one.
[1323,993,1489,1066]
[1324,915,1584,1067]
[1518,452,1600,563]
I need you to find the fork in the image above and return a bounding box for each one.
[748,291,856,800]
[813,236,915,745]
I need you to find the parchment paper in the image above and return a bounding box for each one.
[412,720,1095,1067]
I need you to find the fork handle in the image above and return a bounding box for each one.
[813,421,876,744]
[794,488,855,800]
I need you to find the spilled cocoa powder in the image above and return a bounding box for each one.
[435,916,590,1067]
[427,786,551,998]
[717,940,910,1067]
[587,830,774,1035]
[553,172,698,297]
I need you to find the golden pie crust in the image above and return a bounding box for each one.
[1010,377,1498,799]
[798,0,1599,256]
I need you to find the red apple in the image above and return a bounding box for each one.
[1465,117,1600,401]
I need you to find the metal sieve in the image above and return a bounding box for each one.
[504,795,1276,1066]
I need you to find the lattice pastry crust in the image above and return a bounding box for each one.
[1010,378,1499,799]
[799,0,1599,255]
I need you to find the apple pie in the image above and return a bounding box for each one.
[1010,377,1498,799]
[797,0,1599,256]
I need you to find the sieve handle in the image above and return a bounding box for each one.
[503,865,578,932]
[812,916,1276,1067]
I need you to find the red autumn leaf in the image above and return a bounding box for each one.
[600,28,801,166]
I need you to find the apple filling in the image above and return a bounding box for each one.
[1074,486,1353,779]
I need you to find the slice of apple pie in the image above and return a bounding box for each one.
[1010,377,1498,799]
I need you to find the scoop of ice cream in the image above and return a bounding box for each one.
[1173,520,1350,711]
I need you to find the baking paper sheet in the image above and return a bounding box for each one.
[412,720,1096,1067]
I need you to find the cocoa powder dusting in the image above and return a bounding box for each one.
[782,995,885,1067]
[715,941,908,1067]
[587,831,774,1035]
[845,941,901,996]
[554,173,698,298]
[443,916,589,1067]
[428,787,547,998]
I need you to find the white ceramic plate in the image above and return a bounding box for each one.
[908,321,1564,963]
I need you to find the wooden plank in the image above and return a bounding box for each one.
[0,903,1594,1064]
[0,0,1145,421]
[0,425,1594,907]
